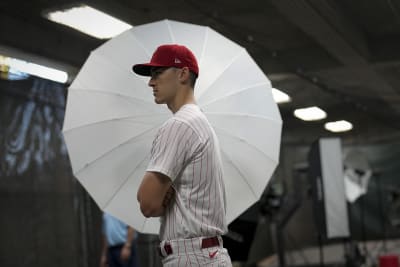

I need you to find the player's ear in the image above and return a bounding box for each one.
[178,67,190,83]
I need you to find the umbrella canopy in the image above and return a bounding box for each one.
[62,19,282,234]
[343,150,372,203]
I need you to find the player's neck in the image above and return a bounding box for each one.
[168,87,196,114]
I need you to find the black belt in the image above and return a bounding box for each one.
[159,236,220,256]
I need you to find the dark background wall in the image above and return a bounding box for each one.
[0,77,102,267]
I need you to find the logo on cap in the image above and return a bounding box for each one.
[174,58,182,64]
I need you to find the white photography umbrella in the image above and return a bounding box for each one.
[62,19,282,234]
[343,150,372,203]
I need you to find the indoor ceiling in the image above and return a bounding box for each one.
[1,0,400,146]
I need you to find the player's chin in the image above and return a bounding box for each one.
[154,97,166,104]
[154,96,167,104]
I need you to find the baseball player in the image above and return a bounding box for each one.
[134,44,232,266]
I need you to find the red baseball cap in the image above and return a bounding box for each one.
[132,44,199,76]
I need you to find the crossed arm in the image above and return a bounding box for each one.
[137,171,175,217]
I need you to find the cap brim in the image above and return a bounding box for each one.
[132,64,151,76]
[132,63,166,76]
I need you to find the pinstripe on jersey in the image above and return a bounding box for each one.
[147,104,228,241]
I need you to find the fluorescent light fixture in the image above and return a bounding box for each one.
[0,55,68,83]
[45,5,132,39]
[272,88,291,104]
[325,120,353,132]
[294,106,327,121]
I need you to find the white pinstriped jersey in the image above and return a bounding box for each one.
[147,104,228,241]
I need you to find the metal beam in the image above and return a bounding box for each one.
[0,12,101,68]
[0,44,79,83]
[270,0,400,112]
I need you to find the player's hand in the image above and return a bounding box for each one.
[120,244,131,262]
[162,186,175,208]
[99,255,108,267]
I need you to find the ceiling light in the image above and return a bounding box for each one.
[45,5,132,39]
[325,120,353,133]
[294,106,327,121]
[272,88,291,104]
[0,55,28,80]
[0,55,68,83]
